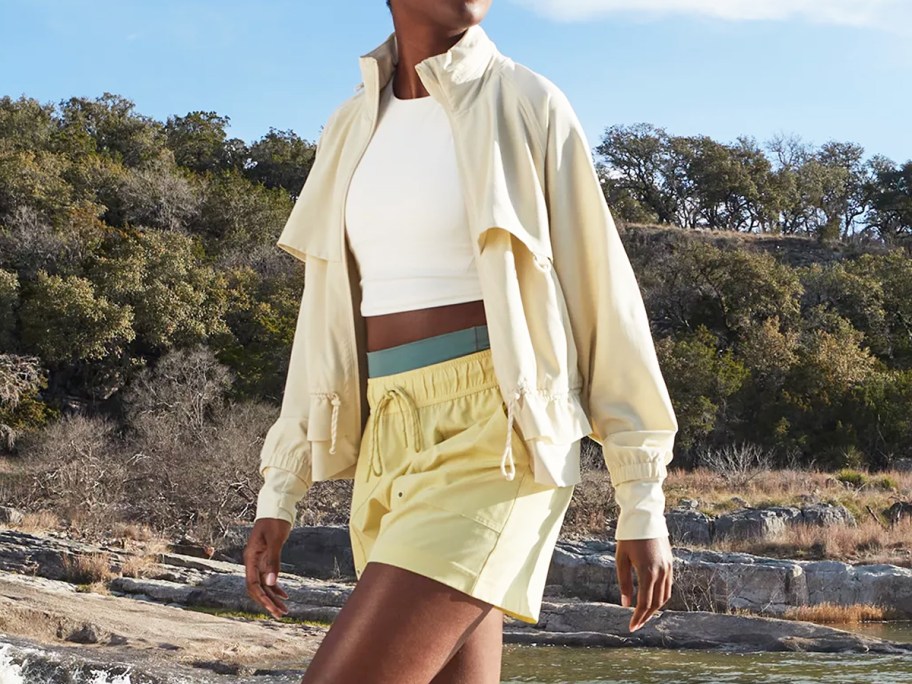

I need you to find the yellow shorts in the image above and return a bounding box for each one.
[348,346,575,625]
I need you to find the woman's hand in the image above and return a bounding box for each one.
[244,518,293,619]
[615,535,674,632]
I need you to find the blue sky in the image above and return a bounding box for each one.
[2,0,910,164]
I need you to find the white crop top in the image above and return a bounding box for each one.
[344,77,483,317]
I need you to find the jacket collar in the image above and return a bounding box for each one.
[357,23,499,112]
[277,24,500,265]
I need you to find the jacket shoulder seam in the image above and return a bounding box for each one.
[494,61,547,159]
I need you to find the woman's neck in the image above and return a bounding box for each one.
[388,23,467,99]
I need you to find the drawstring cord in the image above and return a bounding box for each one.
[313,392,342,454]
[501,381,529,482]
[320,378,532,483]
[368,385,423,481]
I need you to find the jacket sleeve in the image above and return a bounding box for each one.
[254,283,314,523]
[253,114,342,524]
[543,87,679,541]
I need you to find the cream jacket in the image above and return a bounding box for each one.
[253,24,679,540]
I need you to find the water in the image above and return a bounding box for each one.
[0,636,218,684]
[500,643,912,683]
[2,623,910,684]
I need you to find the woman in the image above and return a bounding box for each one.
[244,1,678,681]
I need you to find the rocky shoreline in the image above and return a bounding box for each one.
[1,523,911,679]
[218,522,912,620]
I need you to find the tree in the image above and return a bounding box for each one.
[596,123,678,224]
[87,228,229,352]
[18,270,135,365]
[246,127,318,196]
[865,158,912,246]
[165,111,243,174]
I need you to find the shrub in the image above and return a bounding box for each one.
[835,468,867,488]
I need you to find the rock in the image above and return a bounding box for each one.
[0,527,129,581]
[282,525,356,580]
[705,504,857,544]
[169,536,215,559]
[892,458,912,473]
[799,503,856,527]
[218,524,356,581]
[110,577,198,605]
[0,506,24,525]
[804,560,912,617]
[546,539,912,618]
[63,623,102,644]
[715,507,797,541]
[510,600,912,654]
[3,522,912,664]
[667,508,713,546]
[709,503,853,543]
[885,501,912,525]
[545,539,616,602]
[0,571,323,674]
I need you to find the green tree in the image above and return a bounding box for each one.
[246,127,318,196]
[596,123,678,224]
[87,228,229,351]
[865,157,912,245]
[19,270,134,364]
[194,168,291,254]
[164,111,244,174]
[57,92,165,167]
[0,270,19,351]
[656,325,749,450]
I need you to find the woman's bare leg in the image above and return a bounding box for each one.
[301,561,503,684]
[430,607,503,684]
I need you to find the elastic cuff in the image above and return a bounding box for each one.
[613,478,668,540]
[254,488,296,524]
[254,466,310,524]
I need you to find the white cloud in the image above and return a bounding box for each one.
[509,0,912,32]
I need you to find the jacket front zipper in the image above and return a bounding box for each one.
[336,64,382,449]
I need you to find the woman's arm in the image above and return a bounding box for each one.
[543,87,678,541]
[254,284,314,523]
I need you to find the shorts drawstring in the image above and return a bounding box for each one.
[369,385,423,481]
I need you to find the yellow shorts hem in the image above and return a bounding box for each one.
[362,542,539,625]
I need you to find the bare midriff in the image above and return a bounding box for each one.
[365,299,487,352]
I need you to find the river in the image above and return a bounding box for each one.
[2,623,910,683]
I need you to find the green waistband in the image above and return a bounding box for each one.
[367,325,490,378]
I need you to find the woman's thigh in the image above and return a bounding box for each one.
[430,604,503,684]
[301,561,502,684]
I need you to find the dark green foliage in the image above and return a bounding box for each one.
[1,91,910,539]
[598,124,911,245]
[0,93,307,430]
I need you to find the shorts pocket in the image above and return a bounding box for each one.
[389,467,527,533]
[388,402,531,532]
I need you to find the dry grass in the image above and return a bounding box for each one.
[664,465,910,513]
[140,537,171,557]
[661,466,912,564]
[15,509,62,533]
[111,521,158,542]
[716,516,912,565]
[60,552,114,584]
[120,553,159,579]
[778,601,901,623]
[559,464,912,565]
[75,580,112,595]
[562,469,615,537]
